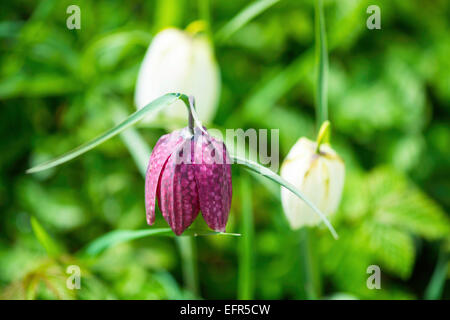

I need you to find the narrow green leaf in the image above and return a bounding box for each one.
[153,271,187,299]
[215,0,280,44]
[175,236,199,296]
[424,248,449,300]
[82,228,240,257]
[112,106,151,177]
[118,125,151,177]
[83,228,169,257]
[232,155,338,239]
[30,216,61,257]
[26,93,183,174]
[315,0,329,128]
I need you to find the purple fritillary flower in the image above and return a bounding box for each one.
[145,127,232,235]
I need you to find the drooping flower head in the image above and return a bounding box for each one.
[145,126,232,235]
[135,28,220,125]
[280,122,345,229]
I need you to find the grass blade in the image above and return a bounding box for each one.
[424,248,449,300]
[232,155,338,239]
[118,125,152,177]
[82,228,171,257]
[175,236,199,296]
[112,106,152,177]
[30,216,62,257]
[298,227,321,299]
[82,228,240,257]
[215,0,280,44]
[26,93,182,174]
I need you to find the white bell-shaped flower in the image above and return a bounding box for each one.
[280,125,345,229]
[135,27,220,124]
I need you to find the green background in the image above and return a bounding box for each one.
[0,0,449,299]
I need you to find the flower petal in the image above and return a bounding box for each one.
[194,135,232,232]
[134,28,220,124]
[158,140,200,235]
[145,130,184,225]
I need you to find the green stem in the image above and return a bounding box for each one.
[298,227,320,299]
[112,108,151,176]
[315,0,328,130]
[176,236,200,297]
[198,0,211,30]
[299,0,328,300]
[238,176,254,299]
[180,94,206,135]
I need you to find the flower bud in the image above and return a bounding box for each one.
[135,28,220,125]
[280,137,345,229]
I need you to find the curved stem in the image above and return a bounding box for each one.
[181,94,207,135]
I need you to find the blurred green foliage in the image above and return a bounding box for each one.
[0,0,449,299]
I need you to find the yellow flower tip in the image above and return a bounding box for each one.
[185,20,208,36]
[316,120,331,153]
